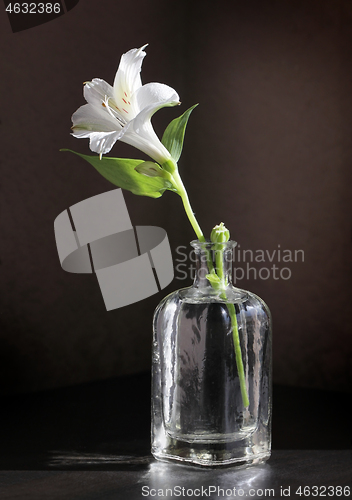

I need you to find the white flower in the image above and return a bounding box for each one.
[71,45,180,163]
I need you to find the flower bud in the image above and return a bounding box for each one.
[210,222,230,243]
[135,161,163,177]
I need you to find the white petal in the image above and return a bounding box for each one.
[115,83,179,163]
[134,82,179,114]
[89,131,120,156]
[120,120,171,164]
[83,78,114,108]
[71,103,120,136]
[71,103,121,155]
[113,45,147,117]
[132,85,180,138]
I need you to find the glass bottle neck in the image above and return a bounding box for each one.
[192,242,235,290]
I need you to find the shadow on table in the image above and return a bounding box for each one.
[49,449,152,471]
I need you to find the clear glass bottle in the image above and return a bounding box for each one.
[151,240,272,467]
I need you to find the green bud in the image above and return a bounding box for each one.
[210,222,230,243]
[134,161,163,177]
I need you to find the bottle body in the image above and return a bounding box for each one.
[151,242,272,467]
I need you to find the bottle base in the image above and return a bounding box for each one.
[152,443,271,468]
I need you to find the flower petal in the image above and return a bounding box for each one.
[120,120,172,164]
[114,84,179,163]
[113,45,147,117]
[72,103,120,135]
[134,82,179,114]
[71,103,121,156]
[88,131,120,156]
[83,78,114,108]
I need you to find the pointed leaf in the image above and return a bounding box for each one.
[161,104,198,162]
[61,149,172,198]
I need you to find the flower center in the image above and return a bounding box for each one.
[103,96,127,127]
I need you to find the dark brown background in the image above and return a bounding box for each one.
[1,0,351,394]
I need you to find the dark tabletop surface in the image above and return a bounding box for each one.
[0,372,351,499]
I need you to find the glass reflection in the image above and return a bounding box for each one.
[142,460,272,499]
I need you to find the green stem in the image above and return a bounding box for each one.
[171,169,205,242]
[227,303,250,407]
[215,245,249,408]
[215,246,224,282]
[170,164,249,408]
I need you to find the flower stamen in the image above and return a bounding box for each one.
[103,95,127,127]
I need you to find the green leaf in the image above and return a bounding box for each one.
[161,104,198,162]
[61,150,172,198]
[205,272,221,287]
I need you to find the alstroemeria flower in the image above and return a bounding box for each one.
[71,45,180,163]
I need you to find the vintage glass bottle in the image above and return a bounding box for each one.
[151,240,272,467]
